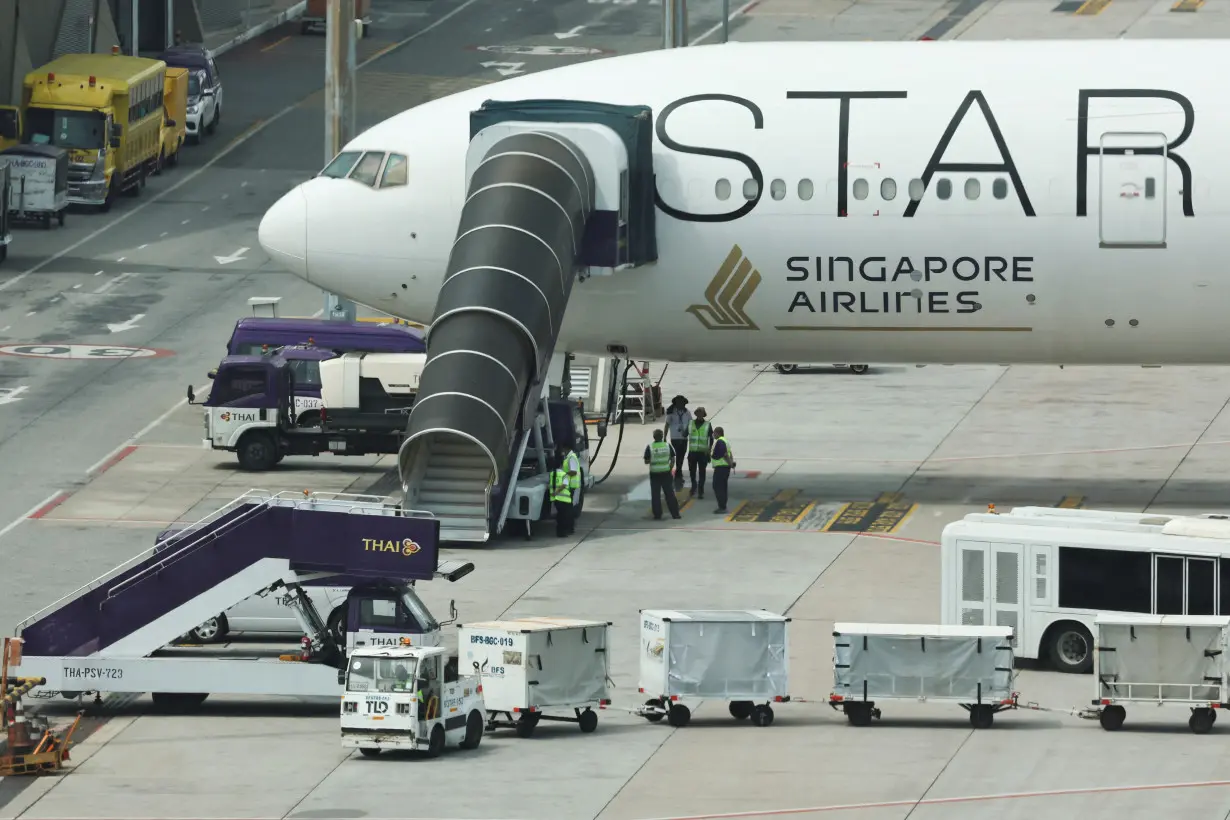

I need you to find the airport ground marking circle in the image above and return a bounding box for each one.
[0,344,174,360]
[473,44,613,56]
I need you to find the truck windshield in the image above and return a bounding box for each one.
[210,365,267,404]
[24,107,105,150]
[346,657,417,693]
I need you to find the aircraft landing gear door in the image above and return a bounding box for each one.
[1099,132,1167,249]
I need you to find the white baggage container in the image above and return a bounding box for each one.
[637,609,790,728]
[458,617,611,737]
[830,623,1016,729]
[1091,613,1230,734]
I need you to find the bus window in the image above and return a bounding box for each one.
[1057,546,1151,613]
[1188,557,1216,615]
[1155,556,1184,614]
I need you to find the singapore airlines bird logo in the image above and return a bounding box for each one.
[687,245,761,331]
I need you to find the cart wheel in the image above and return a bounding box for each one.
[848,364,870,375]
[1190,708,1215,735]
[359,748,380,758]
[751,704,774,727]
[578,708,598,734]
[729,701,754,720]
[969,705,994,730]
[42,213,51,230]
[1098,705,1126,731]
[667,703,691,728]
[515,714,537,738]
[844,703,873,727]
[57,210,65,226]
[643,698,665,723]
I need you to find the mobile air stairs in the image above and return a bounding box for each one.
[398,100,659,544]
[11,491,473,708]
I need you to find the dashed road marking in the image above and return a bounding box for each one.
[822,492,918,534]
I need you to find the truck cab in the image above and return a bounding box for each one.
[340,645,486,758]
[0,105,20,153]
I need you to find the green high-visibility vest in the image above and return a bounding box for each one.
[564,450,581,489]
[549,468,572,502]
[648,440,672,472]
[688,421,711,453]
[711,436,732,467]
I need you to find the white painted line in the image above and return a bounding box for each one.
[94,270,103,276]
[160,232,168,237]
[0,325,9,332]
[311,308,324,317]
[94,272,135,294]
[0,490,65,543]
[137,244,148,250]
[181,219,190,225]
[221,193,229,200]
[202,205,210,212]
[692,0,760,44]
[24,311,34,316]
[241,181,249,187]
[72,283,81,289]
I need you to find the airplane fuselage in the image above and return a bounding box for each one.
[264,41,1230,364]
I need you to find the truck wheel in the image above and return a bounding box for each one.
[459,710,484,749]
[425,723,446,757]
[1048,622,1094,674]
[236,433,278,471]
[848,364,870,375]
[326,607,346,646]
[514,714,537,738]
[578,708,598,733]
[359,747,380,758]
[154,149,165,175]
[188,614,228,643]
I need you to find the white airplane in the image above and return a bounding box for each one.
[258,39,1221,367]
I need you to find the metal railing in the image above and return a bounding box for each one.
[1099,679,1225,704]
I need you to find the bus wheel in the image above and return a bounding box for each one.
[1048,622,1094,674]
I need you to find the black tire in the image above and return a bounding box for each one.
[515,714,536,738]
[969,705,994,729]
[359,747,380,758]
[667,703,691,728]
[188,614,228,643]
[236,433,278,471]
[57,210,65,226]
[643,698,665,723]
[1099,705,1126,731]
[1049,622,1094,674]
[845,703,872,727]
[578,708,598,733]
[326,606,346,646]
[154,149,165,175]
[775,364,798,374]
[848,364,870,375]
[751,704,774,727]
[1190,707,1215,735]
[151,692,209,711]
[729,701,753,720]
[297,410,321,428]
[458,710,484,749]
[424,723,446,757]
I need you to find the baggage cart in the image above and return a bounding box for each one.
[1090,613,1230,734]
[0,145,68,229]
[459,617,612,737]
[636,609,790,728]
[829,623,1016,728]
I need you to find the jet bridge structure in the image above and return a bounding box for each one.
[12,490,469,704]
[398,100,658,543]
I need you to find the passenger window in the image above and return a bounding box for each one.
[880,178,897,201]
[380,153,408,188]
[936,178,952,200]
[742,178,759,200]
[714,178,731,201]
[965,178,981,200]
[852,178,869,200]
[321,151,361,179]
[1144,177,1156,199]
[797,179,814,201]
[769,179,786,201]
[992,178,1008,200]
[1057,546,1151,613]
[908,179,925,201]
[349,152,385,186]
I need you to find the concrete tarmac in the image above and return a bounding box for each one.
[6,0,1230,818]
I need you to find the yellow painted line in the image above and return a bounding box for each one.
[1172,0,1202,10]
[1057,495,1086,509]
[726,500,752,521]
[772,489,800,502]
[876,491,903,505]
[261,35,292,52]
[865,503,918,534]
[1074,0,1111,14]
[678,496,694,513]
[820,502,853,532]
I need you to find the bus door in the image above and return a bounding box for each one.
[955,540,1025,643]
[1153,553,1217,615]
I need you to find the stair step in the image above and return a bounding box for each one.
[420,477,488,493]
[421,502,488,517]
[427,455,490,469]
[439,527,490,543]
[423,467,491,482]
[418,490,486,506]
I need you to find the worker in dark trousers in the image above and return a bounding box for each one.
[686,406,714,498]
[644,429,681,520]
[664,394,691,491]
[549,456,574,536]
[709,427,735,514]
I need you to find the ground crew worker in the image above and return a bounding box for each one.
[644,429,681,520]
[710,426,735,513]
[686,407,714,498]
[549,455,574,537]
[664,394,691,491]
[560,442,582,511]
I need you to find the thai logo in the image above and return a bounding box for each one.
[647,638,665,658]
[219,412,231,421]
[362,537,422,556]
[686,244,761,331]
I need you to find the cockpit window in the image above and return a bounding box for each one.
[349,151,385,186]
[321,151,361,179]
[380,153,408,188]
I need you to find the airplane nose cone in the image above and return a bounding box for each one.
[259,187,308,279]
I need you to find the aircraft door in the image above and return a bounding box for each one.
[1098,132,1167,249]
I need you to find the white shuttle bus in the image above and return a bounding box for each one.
[941,511,1230,675]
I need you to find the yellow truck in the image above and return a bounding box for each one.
[157,66,188,173]
[22,51,166,210]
